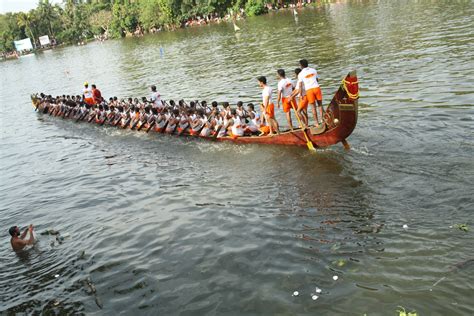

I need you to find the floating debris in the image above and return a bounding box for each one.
[333,275,339,281]
[403,224,408,230]
[454,224,469,232]
[397,306,418,316]
[78,250,86,259]
[54,274,59,278]
[429,276,446,291]
[312,294,319,300]
[315,287,322,293]
[95,296,103,309]
[56,235,64,244]
[293,291,299,297]
[41,229,60,235]
[53,300,60,306]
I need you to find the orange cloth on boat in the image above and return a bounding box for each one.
[282,97,296,113]
[298,95,308,110]
[306,87,322,104]
[84,98,95,105]
[265,103,275,119]
[259,126,270,134]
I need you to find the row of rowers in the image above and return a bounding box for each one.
[38,59,324,137]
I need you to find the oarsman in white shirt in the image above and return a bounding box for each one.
[297,59,323,127]
[257,76,279,135]
[150,85,163,109]
[276,69,296,130]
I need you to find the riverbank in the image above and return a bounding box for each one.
[0,0,320,59]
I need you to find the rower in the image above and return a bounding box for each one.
[297,59,323,127]
[236,101,248,122]
[276,69,295,130]
[257,76,279,135]
[245,103,260,134]
[155,108,169,132]
[165,109,179,133]
[82,82,94,106]
[230,109,245,137]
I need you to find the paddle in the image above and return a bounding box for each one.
[290,99,316,151]
[137,117,148,131]
[145,120,156,133]
[122,117,131,129]
[159,119,169,133]
[212,124,223,139]
[177,114,190,136]
[99,113,107,125]
[76,109,89,122]
[113,115,123,126]
[130,117,140,130]
[87,111,96,123]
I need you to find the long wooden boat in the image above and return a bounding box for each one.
[32,71,359,149]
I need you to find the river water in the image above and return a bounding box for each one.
[1,1,473,315]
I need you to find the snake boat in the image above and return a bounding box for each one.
[32,71,359,149]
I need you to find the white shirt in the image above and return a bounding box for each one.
[150,91,162,107]
[262,86,273,105]
[277,78,293,98]
[296,79,307,96]
[298,67,320,90]
[83,87,92,99]
[232,116,244,136]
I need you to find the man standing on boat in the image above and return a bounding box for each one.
[297,59,323,127]
[257,76,279,135]
[83,82,94,106]
[150,85,163,109]
[276,69,295,130]
[92,84,103,105]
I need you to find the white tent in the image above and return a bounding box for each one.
[39,35,50,46]
[14,38,33,51]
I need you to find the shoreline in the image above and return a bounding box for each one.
[1,5,321,62]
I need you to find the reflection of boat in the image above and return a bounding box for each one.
[31,71,359,149]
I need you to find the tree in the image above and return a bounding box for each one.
[0,13,23,52]
[89,10,113,35]
[138,0,162,31]
[37,0,59,38]
[17,11,37,47]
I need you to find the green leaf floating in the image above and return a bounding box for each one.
[397,306,418,316]
[454,224,469,232]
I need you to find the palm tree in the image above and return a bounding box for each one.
[38,0,57,38]
[17,12,36,48]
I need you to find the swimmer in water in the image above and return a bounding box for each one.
[9,224,35,251]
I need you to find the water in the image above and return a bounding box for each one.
[1,1,473,314]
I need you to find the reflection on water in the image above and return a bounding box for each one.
[1,1,474,315]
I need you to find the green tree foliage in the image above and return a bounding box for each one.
[89,10,113,35]
[0,13,24,51]
[245,0,267,16]
[110,1,140,37]
[0,0,286,53]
